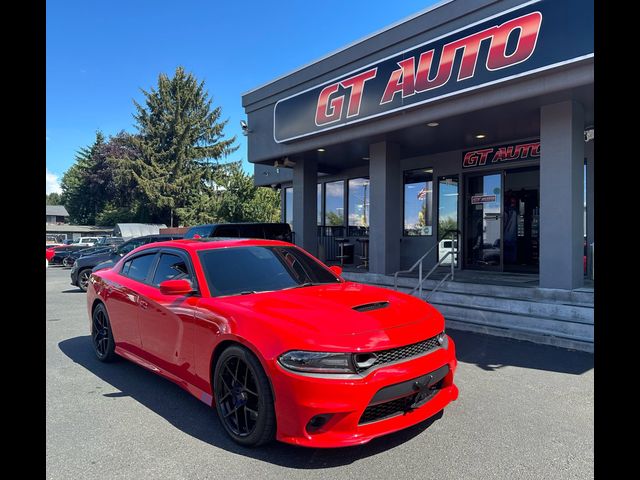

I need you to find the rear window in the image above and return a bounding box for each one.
[121,253,157,282]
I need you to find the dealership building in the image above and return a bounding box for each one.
[242,0,594,349]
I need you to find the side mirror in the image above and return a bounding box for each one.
[329,265,343,277]
[159,279,194,295]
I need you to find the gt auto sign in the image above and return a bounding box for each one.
[463,141,540,169]
[273,0,593,143]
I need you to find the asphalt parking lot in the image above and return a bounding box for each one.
[46,266,593,480]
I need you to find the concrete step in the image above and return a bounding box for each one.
[425,290,593,324]
[445,320,594,353]
[432,303,593,343]
[343,271,594,352]
[343,271,594,307]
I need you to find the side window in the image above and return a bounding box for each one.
[213,226,240,237]
[239,225,263,238]
[152,253,191,286]
[122,253,157,283]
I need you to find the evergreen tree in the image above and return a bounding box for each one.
[176,161,281,226]
[60,131,106,224]
[46,193,62,205]
[131,66,238,226]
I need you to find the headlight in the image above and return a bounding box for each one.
[278,351,355,374]
[71,261,78,271]
[436,330,448,348]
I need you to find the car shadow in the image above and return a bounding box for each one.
[61,289,84,294]
[447,328,593,375]
[58,336,443,468]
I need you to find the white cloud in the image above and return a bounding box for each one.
[46,168,62,194]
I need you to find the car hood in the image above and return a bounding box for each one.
[212,282,445,351]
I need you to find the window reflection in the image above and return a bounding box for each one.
[285,187,293,227]
[404,169,433,236]
[348,178,369,227]
[324,181,344,226]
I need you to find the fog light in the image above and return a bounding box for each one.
[436,332,446,345]
[306,414,332,433]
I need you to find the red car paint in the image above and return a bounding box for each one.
[46,245,65,262]
[87,238,458,447]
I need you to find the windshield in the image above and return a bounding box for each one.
[198,246,340,297]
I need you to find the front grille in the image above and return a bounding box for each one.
[359,378,444,424]
[355,334,442,373]
[359,397,409,424]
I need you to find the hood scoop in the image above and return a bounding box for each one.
[352,301,390,312]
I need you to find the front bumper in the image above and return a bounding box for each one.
[70,267,78,286]
[267,335,458,448]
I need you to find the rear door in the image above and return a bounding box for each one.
[107,250,159,354]
[136,248,199,379]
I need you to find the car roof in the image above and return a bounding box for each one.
[132,237,294,253]
[187,222,289,228]
[123,234,182,242]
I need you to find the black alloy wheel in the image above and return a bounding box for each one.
[91,303,117,362]
[78,269,92,292]
[214,346,276,446]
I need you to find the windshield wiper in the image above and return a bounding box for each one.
[238,290,257,295]
[288,282,323,289]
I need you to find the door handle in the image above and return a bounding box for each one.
[139,299,149,309]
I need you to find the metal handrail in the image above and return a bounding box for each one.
[590,242,594,281]
[393,229,460,300]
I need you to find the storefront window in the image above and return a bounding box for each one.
[285,187,293,227]
[324,181,344,226]
[317,183,322,226]
[438,175,459,266]
[348,178,370,227]
[404,169,433,236]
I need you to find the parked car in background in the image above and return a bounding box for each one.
[71,234,183,291]
[87,237,458,447]
[49,245,92,265]
[74,237,101,247]
[184,223,293,242]
[438,239,458,265]
[96,236,125,247]
[62,245,114,267]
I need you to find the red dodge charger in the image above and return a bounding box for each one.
[87,238,458,447]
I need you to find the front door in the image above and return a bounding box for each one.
[137,250,198,379]
[503,167,540,273]
[464,173,502,270]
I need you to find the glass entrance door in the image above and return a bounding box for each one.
[465,173,502,270]
[503,167,539,272]
[438,175,459,267]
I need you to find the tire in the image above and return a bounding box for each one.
[78,269,92,292]
[62,256,74,267]
[91,303,117,362]
[213,345,276,447]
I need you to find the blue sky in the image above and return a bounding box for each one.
[46,0,440,193]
